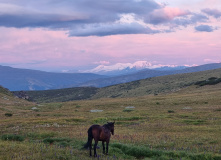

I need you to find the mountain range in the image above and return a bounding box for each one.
[78,62,221,88]
[79,61,188,76]
[1,62,221,91]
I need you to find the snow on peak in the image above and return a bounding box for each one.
[87,62,132,72]
[83,61,179,73]
[130,61,152,69]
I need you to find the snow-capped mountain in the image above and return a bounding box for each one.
[83,61,187,76]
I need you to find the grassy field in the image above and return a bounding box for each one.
[1,83,221,159]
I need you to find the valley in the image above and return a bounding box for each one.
[16,67,221,103]
[0,68,221,159]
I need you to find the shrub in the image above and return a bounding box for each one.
[110,143,221,159]
[1,134,25,141]
[43,137,72,146]
[65,118,85,122]
[195,77,221,86]
[27,131,56,139]
[113,116,143,121]
[5,113,13,117]
[93,117,108,123]
[183,119,205,125]
[123,109,134,112]
[215,108,221,112]
[111,143,162,158]
[43,138,55,144]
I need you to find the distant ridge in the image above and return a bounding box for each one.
[78,63,221,88]
[81,61,187,76]
[0,65,107,91]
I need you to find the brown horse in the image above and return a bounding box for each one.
[83,122,115,157]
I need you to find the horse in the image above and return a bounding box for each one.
[83,122,115,157]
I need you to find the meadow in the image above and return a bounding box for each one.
[0,83,221,159]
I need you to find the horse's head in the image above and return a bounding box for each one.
[107,121,115,135]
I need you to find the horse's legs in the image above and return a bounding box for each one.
[94,140,98,157]
[102,141,105,154]
[89,139,92,157]
[106,141,109,155]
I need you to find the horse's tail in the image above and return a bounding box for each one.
[83,126,93,149]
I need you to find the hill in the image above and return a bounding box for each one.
[14,87,98,103]
[0,65,107,91]
[18,67,221,103]
[0,85,12,96]
[91,68,221,99]
[0,85,34,117]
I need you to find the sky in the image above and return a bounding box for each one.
[0,0,221,72]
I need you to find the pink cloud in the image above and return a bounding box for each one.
[162,7,190,18]
[148,7,190,24]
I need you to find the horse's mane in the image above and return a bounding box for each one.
[102,123,113,130]
[102,123,110,130]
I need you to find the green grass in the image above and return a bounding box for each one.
[27,131,57,139]
[110,143,221,160]
[0,140,86,160]
[1,72,221,159]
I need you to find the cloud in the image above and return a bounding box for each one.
[69,22,159,37]
[172,13,209,27]
[195,25,216,32]
[202,8,221,18]
[204,59,220,63]
[0,0,160,26]
[0,3,86,28]
[0,0,219,36]
[0,0,162,36]
[145,7,190,24]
